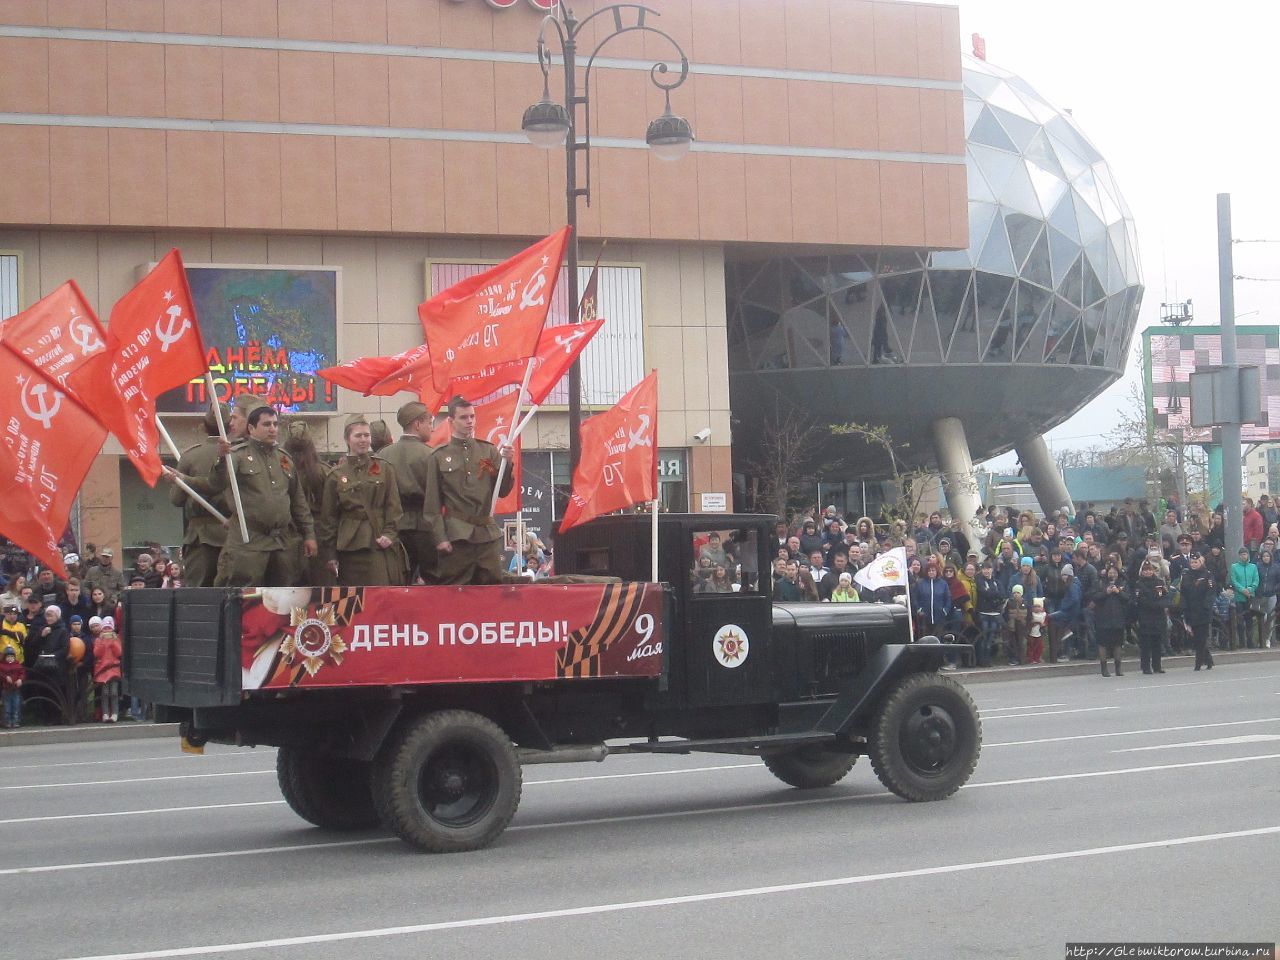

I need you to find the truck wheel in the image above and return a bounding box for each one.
[276,747,379,830]
[762,747,857,789]
[373,709,522,853]
[868,672,982,802]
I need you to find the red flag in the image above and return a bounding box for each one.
[0,349,107,578]
[67,250,208,485]
[558,371,658,533]
[420,226,570,390]
[0,280,108,389]
[384,318,604,409]
[428,392,522,514]
[318,342,431,397]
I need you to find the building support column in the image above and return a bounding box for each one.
[931,417,982,549]
[1014,433,1073,517]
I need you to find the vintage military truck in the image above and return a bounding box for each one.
[124,513,980,853]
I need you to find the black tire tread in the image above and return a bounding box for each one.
[762,749,857,789]
[372,709,522,853]
[868,671,982,802]
[276,747,379,830]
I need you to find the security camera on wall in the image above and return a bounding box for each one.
[693,428,711,443]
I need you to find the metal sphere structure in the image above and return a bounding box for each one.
[727,54,1144,474]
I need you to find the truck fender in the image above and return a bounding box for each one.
[814,643,972,736]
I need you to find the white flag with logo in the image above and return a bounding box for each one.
[854,546,909,593]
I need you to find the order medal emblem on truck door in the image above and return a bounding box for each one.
[713,624,749,668]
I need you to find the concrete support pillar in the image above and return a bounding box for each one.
[931,417,983,549]
[1014,433,1073,517]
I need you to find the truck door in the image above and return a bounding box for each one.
[684,526,772,706]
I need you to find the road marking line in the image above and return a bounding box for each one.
[55,824,1280,960]
[982,706,1120,720]
[0,770,275,791]
[1118,672,1280,691]
[986,716,1280,747]
[0,800,287,826]
[6,753,1279,875]
[1111,734,1280,753]
[979,703,1066,712]
[0,752,267,772]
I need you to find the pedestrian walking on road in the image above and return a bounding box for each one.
[1133,560,1170,674]
[1179,552,1216,671]
[1091,566,1127,677]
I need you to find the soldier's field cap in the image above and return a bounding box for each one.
[232,393,270,417]
[397,401,429,429]
[345,413,370,429]
[203,402,231,432]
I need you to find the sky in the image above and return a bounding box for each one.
[947,0,1280,470]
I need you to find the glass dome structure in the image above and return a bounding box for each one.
[726,54,1144,469]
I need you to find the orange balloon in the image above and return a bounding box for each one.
[67,635,85,665]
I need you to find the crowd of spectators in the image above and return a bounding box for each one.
[0,540,180,728]
[710,495,1276,675]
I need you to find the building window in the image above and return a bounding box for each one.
[0,253,19,321]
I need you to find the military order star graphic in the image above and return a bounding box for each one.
[280,604,347,677]
[718,630,745,662]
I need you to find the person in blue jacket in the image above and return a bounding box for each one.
[1049,564,1083,661]
[914,559,954,639]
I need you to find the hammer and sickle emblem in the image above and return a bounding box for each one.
[627,413,651,450]
[519,267,548,311]
[69,320,103,358]
[21,380,62,429]
[554,327,586,354]
[155,304,192,353]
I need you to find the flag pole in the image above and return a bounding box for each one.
[651,499,659,583]
[155,415,229,524]
[206,373,250,544]
[489,357,536,516]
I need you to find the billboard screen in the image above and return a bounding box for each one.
[1144,325,1280,443]
[158,265,340,414]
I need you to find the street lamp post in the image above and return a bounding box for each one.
[522,3,693,472]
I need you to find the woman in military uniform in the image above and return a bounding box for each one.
[316,416,406,586]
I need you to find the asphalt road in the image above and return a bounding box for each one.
[2,667,1279,960]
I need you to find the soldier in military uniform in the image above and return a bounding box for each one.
[378,401,439,584]
[316,416,405,586]
[209,404,318,587]
[424,397,515,586]
[162,403,231,587]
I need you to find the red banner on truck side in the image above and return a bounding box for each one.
[240,583,665,691]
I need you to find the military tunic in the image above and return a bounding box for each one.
[378,434,439,584]
[423,436,515,585]
[169,436,228,587]
[209,438,316,587]
[316,453,405,586]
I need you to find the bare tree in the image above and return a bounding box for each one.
[740,401,829,519]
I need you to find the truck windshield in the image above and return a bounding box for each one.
[690,529,760,594]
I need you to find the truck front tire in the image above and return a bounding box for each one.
[373,709,522,853]
[276,748,379,830]
[762,747,857,789]
[868,672,982,802]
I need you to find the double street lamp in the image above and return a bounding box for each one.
[522,3,693,471]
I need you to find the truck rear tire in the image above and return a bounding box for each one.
[276,748,379,830]
[868,672,981,802]
[762,747,857,789]
[373,709,522,853]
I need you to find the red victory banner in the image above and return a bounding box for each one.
[381,317,604,410]
[317,342,431,397]
[68,250,208,485]
[419,226,570,391]
[238,583,665,691]
[559,371,658,534]
[427,390,523,514]
[0,280,107,388]
[0,350,107,578]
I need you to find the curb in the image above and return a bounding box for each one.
[0,722,179,748]
[3,649,1279,745]
[955,646,1280,684]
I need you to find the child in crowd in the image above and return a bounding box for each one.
[1,647,25,728]
[93,617,123,723]
[1002,583,1027,665]
[1027,597,1048,664]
